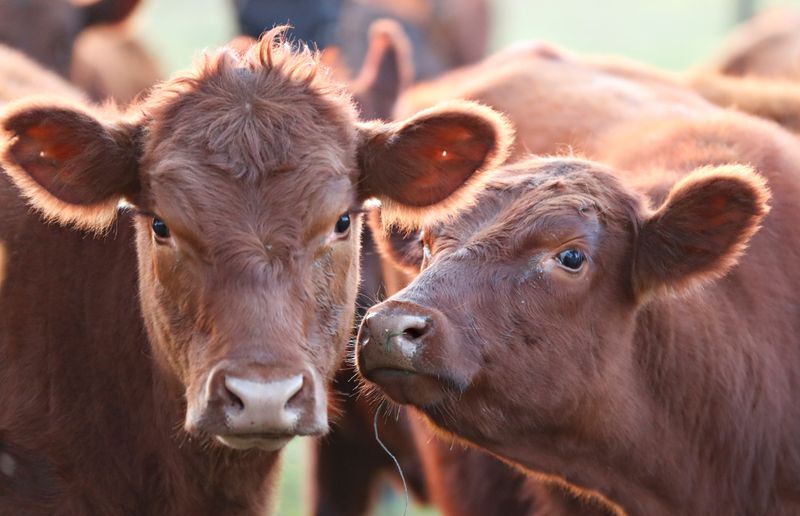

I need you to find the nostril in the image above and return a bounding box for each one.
[284,379,305,410]
[403,326,426,340]
[223,384,245,412]
[401,316,432,341]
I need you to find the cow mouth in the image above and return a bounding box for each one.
[214,433,296,451]
[364,366,460,407]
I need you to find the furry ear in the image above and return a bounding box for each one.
[366,209,424,275]
[0,100,140,230]
[350,18,414,120]
[357,100,512,226]
[633,165,770,296]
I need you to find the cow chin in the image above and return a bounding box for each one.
[215,434,295,452]
[364,368,456,407]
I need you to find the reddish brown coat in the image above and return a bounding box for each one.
[0,31,510,514]
[359,49,800,516]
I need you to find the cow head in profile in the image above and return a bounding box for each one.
[0,29,512,451]
[358,158,768,452]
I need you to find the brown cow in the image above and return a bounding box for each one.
[0,45,87,104]
[705,6,800,81]
[0,0,141,77]
[70,25,163,106]
[0,0,160,105]
[0,29,510,514]
[357,50,800,515]
[682,7,800,133]
[366,42,719,516]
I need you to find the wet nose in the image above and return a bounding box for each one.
[190,363,328,450]
[221,374,304,430]
[358,302,435,373]
[366,312,432,350]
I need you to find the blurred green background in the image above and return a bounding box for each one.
[127,1,799,514]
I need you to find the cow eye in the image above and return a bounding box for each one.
[334,213,351,235]
[556,249,585,271]
[152,218,170,240]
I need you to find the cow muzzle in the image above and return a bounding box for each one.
[186,361,328,451]
[357,300,473,407]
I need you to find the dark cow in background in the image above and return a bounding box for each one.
[0,0,161,105]
[234,0,489,82]
[359,45,800,516]
[0,29,510,514]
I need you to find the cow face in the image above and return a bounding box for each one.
[357,159,768,454]
[0,31,511,451]
[0,0,140,77]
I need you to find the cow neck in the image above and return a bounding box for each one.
[484,280,788,516]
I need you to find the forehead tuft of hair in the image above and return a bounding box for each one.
[138,26,357,180]
[148,26,345,101]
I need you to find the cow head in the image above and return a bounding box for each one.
[357,158,768,454]
[0,30,511,451]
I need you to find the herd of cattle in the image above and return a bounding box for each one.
[0,1,800,515]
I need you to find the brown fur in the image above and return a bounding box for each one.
[358,49,800,515]
[686,73,800,133]
[354,38,653,516]
[369,39,708,516]
[71,25,163,105]
[0,29,509,514]
[0,45,87,105]
[705,6,800,81]
[0,0,159,105]
[0,0,142,78]
[683,7,800,132]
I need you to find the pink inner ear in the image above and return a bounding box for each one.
[25,125,80,163]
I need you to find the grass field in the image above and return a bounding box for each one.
[131,1,800,514]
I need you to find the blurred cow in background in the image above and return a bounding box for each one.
[0,0,161,105]
[705,6,800,81]
[687,6,800,134]
[234,0,489,82]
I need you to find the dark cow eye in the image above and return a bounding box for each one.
[152,218,170,239]
[556,249,585,271]
[334,213,351,235]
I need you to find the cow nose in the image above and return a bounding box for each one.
[358,303,435,374]
[189,363,328,451]
[357,301,467,406]
[222,374,304,429]
[366,312,432,349]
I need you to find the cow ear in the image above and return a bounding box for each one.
[366,209,424,274]
[350,18,414,120]
[0,100,140,231]
[633,165,770,297]
[82,0,140,26]
[357,100,512,226]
